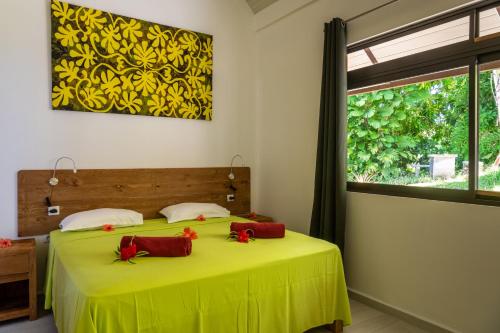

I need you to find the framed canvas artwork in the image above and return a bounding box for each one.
[51,0,213,120]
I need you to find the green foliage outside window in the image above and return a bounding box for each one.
[347,71,500,184]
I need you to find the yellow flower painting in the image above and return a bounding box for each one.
[51,0,213,120]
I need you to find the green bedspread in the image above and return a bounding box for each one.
[44,217,351,333]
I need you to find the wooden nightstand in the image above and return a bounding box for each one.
[0,239,37,322]
[238,213,274,222]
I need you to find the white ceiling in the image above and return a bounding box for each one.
[246,0,278,13]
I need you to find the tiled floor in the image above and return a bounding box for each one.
[0,298,429,333]
[307,299,430,333]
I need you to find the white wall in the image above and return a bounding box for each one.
[253,0,500,332]
[0,0,255,286]
[345,193,500,333]
[0,0,256,238]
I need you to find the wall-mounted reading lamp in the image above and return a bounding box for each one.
[228,154,245,180]
[228,154,245,193]
[46,156,77,209]
[49,156,78,186]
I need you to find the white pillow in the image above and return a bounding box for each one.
[159,203,230,223]
[59,208,143,232]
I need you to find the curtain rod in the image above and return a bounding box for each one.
[345,0,399,23]
[256,0,400,32]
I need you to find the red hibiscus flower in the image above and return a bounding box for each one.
[0,239,12,248]
[102,224,114,232]
[227,229,254,243]
[120,243,137,261]
[113,236,148,264]
[183,227,198,240]
[237,230,249,243]
[196,214,206,221]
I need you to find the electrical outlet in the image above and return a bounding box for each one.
[48,206,60,216]
[227,194,235,202]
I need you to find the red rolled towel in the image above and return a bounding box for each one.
[230,222,285,238]
[120,236,192,257]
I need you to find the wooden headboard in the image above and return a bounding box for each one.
[18,167,250,237]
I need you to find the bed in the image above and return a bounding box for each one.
[19,167,351,333]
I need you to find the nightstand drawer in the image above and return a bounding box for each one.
[0,254,29,276]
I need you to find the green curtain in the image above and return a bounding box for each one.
[310,18,347,252]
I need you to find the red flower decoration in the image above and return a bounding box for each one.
[196,214,206,221]
[227,229,254,243]
[249,212,257,219]
[113,236,149,264]
[183,227,198,240]
[102,224,114,232]
[237,230,249,243]
[0,239,12,248]
[120,243,137,261]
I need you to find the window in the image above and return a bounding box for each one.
[479,7,500,37]
[478,61,500,194]
[346,1,500,206]
[347,16,469,71]
[348,49,372,71]
[348,69,469,189]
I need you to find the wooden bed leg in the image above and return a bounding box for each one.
[326,320,343,333]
